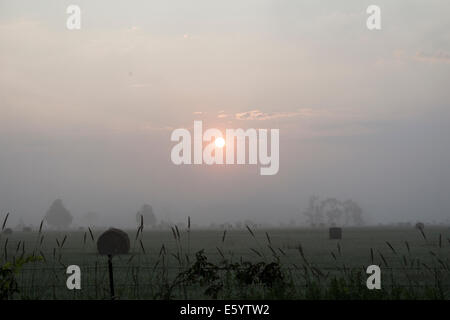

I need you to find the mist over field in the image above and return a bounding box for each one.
[1,0,450,229]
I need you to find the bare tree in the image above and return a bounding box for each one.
[302,196,324,227]
[342,199,364,226]
[302,196,364,227]
[320,198,344,226]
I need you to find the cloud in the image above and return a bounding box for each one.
[234,108,324,121]
[414,51,450,64]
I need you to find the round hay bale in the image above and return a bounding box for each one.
[415,222,425,230]
[97,228,130,255]
[329,227,342,240]
[3,228,13,235]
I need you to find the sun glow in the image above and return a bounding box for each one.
[215,137,225,148]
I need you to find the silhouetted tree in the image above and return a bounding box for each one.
[342,199,364,226]
[136,204,157,227]
[320,198,344,226]
[15,218,25,230]
[302,196,323,227]
[45,199,73,229]
[302,196,364,227]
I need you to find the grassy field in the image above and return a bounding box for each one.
[1,226,450,299]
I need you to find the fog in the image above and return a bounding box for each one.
[1,1,449,228]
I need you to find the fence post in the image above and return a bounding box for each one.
[107,254,115,299]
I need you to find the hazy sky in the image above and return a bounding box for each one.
[1,0,449,227]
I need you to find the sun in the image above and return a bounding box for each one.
[215,137,225,148]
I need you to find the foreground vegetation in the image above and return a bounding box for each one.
[1,221,449,300]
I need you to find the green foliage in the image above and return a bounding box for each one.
[0,255,42,300]
[173,250,291,299]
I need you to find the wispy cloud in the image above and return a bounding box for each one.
[234,109,325,121]
[414,51,450,64]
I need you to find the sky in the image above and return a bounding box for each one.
[0,0,449,228]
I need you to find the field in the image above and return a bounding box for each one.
[1,225,450,300]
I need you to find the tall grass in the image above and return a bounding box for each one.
[0,217,449,300]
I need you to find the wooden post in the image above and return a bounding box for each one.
[97,228,130,300]
[107,254,115,299]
